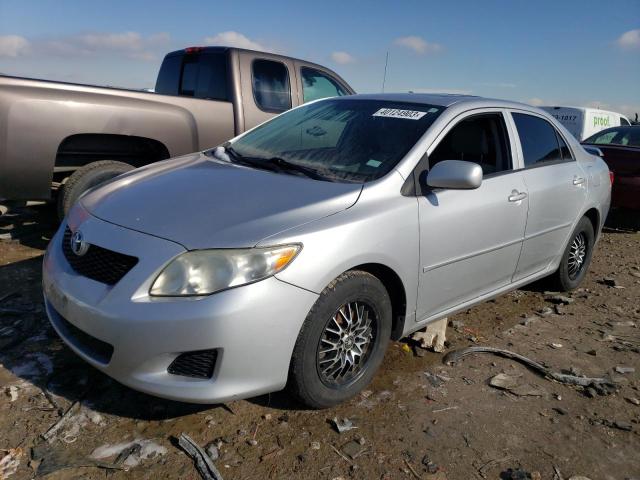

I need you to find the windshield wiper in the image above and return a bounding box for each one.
[213,144,329,181]
[260,157,328,181]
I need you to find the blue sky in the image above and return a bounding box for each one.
[1,0,639,117]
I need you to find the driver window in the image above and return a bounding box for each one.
[430,113,512,175]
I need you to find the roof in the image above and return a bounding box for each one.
[334,92,535,110]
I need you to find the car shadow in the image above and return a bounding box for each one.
[604,208,640,233]
[0,201,59,250]
[0,255,218,421]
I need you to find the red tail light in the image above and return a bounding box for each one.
[609,171,614,185]
[184,46,204,54]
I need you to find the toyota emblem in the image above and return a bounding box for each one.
[70,230,89,256]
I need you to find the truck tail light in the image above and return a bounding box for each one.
[184,47,204,54]
[609,171,614,185]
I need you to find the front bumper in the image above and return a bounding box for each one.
[43,214,318,403]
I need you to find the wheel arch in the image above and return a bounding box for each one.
[583,207,601,240]
[348,263,407,341]
[55,133,170,171]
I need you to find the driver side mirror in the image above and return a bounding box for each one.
[426,160,483,189]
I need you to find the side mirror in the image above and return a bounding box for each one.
[582,146,604,158]
[426,160,483,189]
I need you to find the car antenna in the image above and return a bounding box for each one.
[381,51,389,92]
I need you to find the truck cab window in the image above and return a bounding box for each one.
[179,53,229,101]
[429,113,512,175]
[252,60,292,112]
[155,55,181,95]
[301,67,348,102]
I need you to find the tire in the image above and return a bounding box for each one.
[288,270,392,408]
[57,160,134,220]
[548,216,595,291]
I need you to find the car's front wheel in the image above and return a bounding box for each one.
[549,216,595,291]
[288,270,392,409]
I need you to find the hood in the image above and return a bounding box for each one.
[80,153,362,249]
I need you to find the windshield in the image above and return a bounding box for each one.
[228,99,444,182]
[584,127,640,147]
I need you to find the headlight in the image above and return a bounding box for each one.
[149,245,301,297]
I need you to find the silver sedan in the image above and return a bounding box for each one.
[43,94,611,408]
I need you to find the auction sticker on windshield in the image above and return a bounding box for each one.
[373,108,427,120]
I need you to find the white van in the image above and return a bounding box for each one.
[540,106,631,141]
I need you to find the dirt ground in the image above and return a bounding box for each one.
[0,204,638,480]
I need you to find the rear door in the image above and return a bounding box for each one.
[416,109,528,319]
[238,52,299,129]
[509,111,588,281]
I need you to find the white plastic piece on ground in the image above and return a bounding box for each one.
[411,318,447,353]
[90,439,167,469]
[0,448,23,479]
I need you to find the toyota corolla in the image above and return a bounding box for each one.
[43,94,611,408]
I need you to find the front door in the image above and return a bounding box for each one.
[509,111,588,281]
[416,111,528,320]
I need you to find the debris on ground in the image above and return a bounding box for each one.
[411,317,448,352]
[501,467,539,479]
[444,346,618,394]
[423,371,450,388]
[545,294,574,305]
[90,439,167,469]
[176,433,224,480]
[614,366,635,374]
[488,373,546,397]
[0,448,23,479]
[340,439,367,460]
[331,417,357,433]
[42,401,105,444]
[4,385,18,402]
[31,442,123,477]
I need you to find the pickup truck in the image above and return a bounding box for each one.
[0,46,354,217]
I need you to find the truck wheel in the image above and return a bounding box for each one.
[548,216,595,292]
[287,270,392,408]
[57,160,134,219]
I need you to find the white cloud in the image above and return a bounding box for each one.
[479,82,516,89]
[41,31,170,61]
[330,51,355,64]
[393,36,442,54]
[410,88,472,95]
[204,31,269,52]
[0,35,30,57]
[527,97,546,106]
[616,29,640,49]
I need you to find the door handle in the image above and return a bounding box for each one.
[508,190,527,202]
[573,176,586,186]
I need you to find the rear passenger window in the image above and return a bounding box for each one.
[301,67,348,102]
[512,113,563,167]
[252,60,292,112]
[429,113,512,175]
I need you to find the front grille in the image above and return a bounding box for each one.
[47,301,114,364]
[62,227,138,285]
[168,350,218,379]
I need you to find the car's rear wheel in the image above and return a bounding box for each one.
[288,270,392,409]
[57,160,134,220]
[549,216,595,291]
